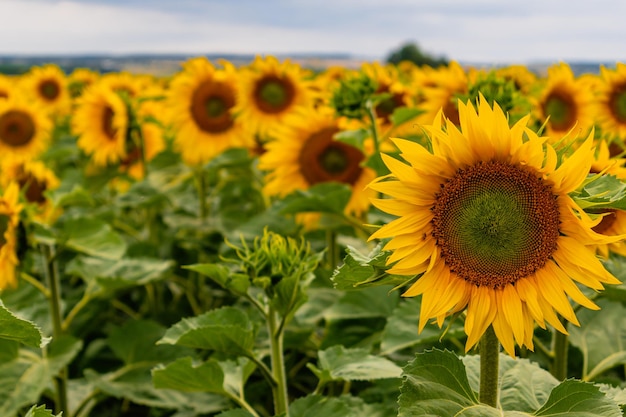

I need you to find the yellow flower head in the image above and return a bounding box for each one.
[20,64,71,118]
[368,96,621,356]
[595,63,626,140]
[235,55,313,137]
[167,57,252,166]
[0,182,22,290]
[0,97,52,163]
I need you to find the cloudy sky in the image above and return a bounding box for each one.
[1,0,625,64]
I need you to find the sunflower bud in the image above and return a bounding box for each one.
[330,74,377,119]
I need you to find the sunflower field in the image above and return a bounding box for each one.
[4,56,626,417]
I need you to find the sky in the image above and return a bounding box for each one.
[1,0,626,65]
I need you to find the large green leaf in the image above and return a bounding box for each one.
[398,349,621,416]
[307,345,401,384]
[0,335,82,416]
[568,298,626,380]
[390,106,424,127]
[572,174,626,210]
[62,217,127,259]
[534,380,621,416]
[157,307,255,357]
[0,300,47,348]
[323,286,399,321]
[152,357,228,394]
[289,394,386,417]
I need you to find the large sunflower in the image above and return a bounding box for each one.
[235,55,313,137]
[73,83,128,167]
[21,64,71,118]
[168,57,251,165]
[368,97,621,356]
[595,63,626,140]
[533,62,595,139]
[259,107,376,219]
[0,98,52,163]
[0,182,22,290]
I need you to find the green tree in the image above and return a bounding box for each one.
[386,42,448,67]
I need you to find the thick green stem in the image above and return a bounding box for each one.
[479,325,500,408]
[365,101,381,156]
[551,319,569,380]
[42,244,70,417]
[195,167,208,223]
[268,308,289,417]
[326,229,339,271]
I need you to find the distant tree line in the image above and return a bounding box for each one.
[386,42,448,67]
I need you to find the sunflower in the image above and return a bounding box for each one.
[368,97,621,356]
[361,62,413,128]
[73,83,128,166]
[0,182,22,290]
[1,159,60,223]
[99,71,144,98]
[594,63,626,140]
[259,106,377,220]
[21,64,71,118]
[0,97,52,163]
[533,62,595,139]
[587,139,626,258]
[235,55,313,137]
[416,61,468,126]
[68,67,100,99]
[0,74,16,100]
[495,64,538,94]
[168,57,251,165]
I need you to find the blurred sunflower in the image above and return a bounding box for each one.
[495,64,538,94]
[73,84,128,166]
[0,182,22,290]
[235,55,312,137]
[68,67,100,99]
[587,139,626,258]
[21,64,71,118]
[368,97,621,356]
[168,57,251,165]
[533,62,594,139]
[259,107,376,221]
[1,159,60,223]
[121,99,166,179]
[0,75,16,100]
[417,61,468,126]
[361,62,413,128]
[100,71,144,98]
[595,63,626,140]
[0,98,52,162]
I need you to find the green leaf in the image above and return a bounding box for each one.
[331,243,415,291]
[278,182,352,216]
[0,300,47,348]
[534,380,621,416]
[271,272,309,319]
[390,107,424,127]
[323,286,399,320]
[157,307,255,356]
[66,255,173,291]
[152,357,228,394]
[115,180,169,209]
[24,405,62,417]
[307,345,401,384]
[50,184,95,208]
[569,299,626,380]
[397,349,478,417]
[184,263,250,296]
[215,410,255,417]
[108,319,191,365]
[572,174,626,210]
[86,368,229,414]
[0,335,82,416]
[62,217,127,259]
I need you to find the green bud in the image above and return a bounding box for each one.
[331,74,377,119]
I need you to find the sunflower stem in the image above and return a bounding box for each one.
[326,229,339,271]
[194,166,208,223]
[479,325,500,408]
[41,244,70,417]
[268,307,289,416]
[551,319,569,380]
[365,100,381,156]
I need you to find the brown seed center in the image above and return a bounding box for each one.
[190,80,236,133]
[0,110,35,147]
